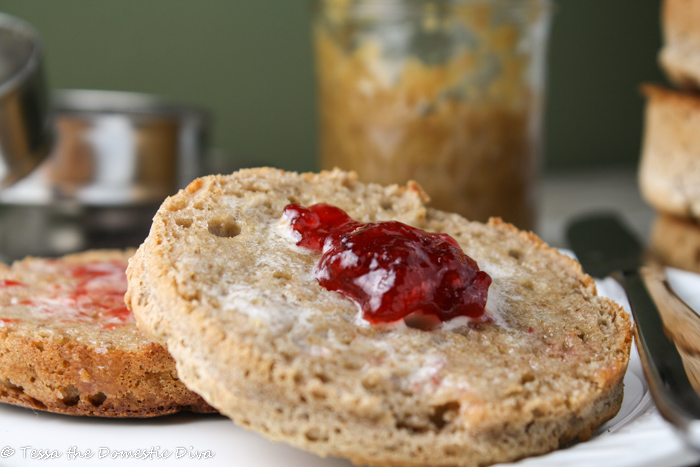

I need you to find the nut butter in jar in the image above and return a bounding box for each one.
[313,0,552,230]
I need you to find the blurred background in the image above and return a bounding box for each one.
[0,0,667,175]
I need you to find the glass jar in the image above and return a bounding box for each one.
[313,0,552,230]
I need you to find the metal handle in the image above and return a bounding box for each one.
[619,268,700,449]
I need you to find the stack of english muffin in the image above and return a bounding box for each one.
[639,0,700,273]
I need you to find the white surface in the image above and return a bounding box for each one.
[2,277,700,466]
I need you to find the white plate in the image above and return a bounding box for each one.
[1,276,700,467]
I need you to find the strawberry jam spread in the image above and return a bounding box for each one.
[0,279,24,287]
[283,203,491,325]
[70,262,132,329]
[1,260,132,330]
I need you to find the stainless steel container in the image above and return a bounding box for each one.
[0,90,209,261]
[0,13,52,188]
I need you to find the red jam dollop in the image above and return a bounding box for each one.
[283,203,492,325]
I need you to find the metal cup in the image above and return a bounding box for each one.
[0,13,52,188]
[0,90,209,260]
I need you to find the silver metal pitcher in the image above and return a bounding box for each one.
[0,12,52,188]
[0,90,209,260]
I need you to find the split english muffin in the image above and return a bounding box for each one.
[126,168,632,467]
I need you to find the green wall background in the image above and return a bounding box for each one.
[1,0,666,174]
